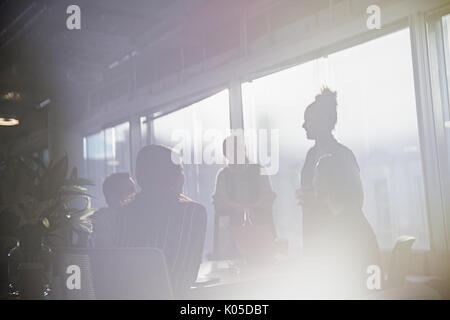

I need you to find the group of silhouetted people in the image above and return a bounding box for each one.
[92,145,206,297]
[91,87,380,298]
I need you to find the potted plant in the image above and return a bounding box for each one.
[0,152,94,299]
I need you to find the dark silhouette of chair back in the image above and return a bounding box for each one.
[54,248,95,299]
[387,236,416,288]
[54,247,173,299]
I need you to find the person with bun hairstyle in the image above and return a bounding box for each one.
[312,153,380,294]
[296,88,380,294]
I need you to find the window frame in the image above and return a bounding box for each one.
[422,6,450,250]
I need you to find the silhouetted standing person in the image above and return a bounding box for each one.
[297,89,356,254]
[296,88,379,287]
[213,134,277,260]
[313,154,380,295]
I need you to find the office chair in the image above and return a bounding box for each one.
[54,247,173,299]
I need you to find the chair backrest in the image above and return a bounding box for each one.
[387,236,416,288]
[54,249,95,299]
[54,247,173,299]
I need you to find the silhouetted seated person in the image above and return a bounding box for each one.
[312,154,380,295]
[213,134,277,262]
[92,172,136,248]
[116,145,207,297]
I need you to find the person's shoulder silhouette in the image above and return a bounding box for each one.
[115,144,207,297]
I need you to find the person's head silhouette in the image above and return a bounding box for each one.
[302,87,338,141]
[135,144,184,195]
[102,172,136,208]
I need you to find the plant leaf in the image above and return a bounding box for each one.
[69,208,95,221]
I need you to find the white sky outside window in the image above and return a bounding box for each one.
[152,89,231,256]
[105,122,130,176]
[83,122,131,208]
[84,131,106,208]
[140,116,148,148]
[442,14,450,174]
[242,28,429,250]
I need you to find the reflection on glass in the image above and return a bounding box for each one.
[242,29,429,249]
[152,90,231,256]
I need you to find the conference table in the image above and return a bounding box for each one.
[189,257,354,299]
[188,258,443,300]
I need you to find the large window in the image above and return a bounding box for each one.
[83,122,131,208]
[151,90,230,257]
[242,29,429,250]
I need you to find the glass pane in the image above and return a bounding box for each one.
[140,116,148,148]
[152,90,231,256]
[242,28,429,250]
[104,127,115,175]
[442,14,450,178]
[115,122,131,173]
[83,122,131,208]
[105,122,131,176]
[84,131,106,208]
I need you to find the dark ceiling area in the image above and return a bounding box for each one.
[0,0,263,148]
[0,0,339,151]
[0,0,187,146]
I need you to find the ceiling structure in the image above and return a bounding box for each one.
[0,0,185,146]
[0,0,346,153]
